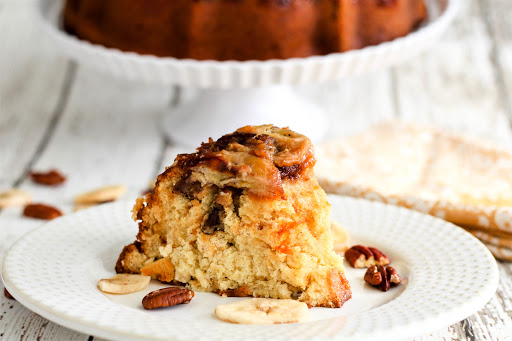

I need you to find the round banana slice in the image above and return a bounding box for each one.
[215,298,309,324]
[98,274,150,294]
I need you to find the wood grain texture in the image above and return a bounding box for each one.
[394,1,512,340]
[0,3,170,338]
[0,64,171,249]
[474,3,512,337]
[0,3,91,340]
[0,65,171,339]
[483,0,512,123]
[296,71,397,140]
[0,2,71,189]
[1,299,95,341]
[394,0,512,146]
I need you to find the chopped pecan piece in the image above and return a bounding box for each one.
[218,286,252,297]
[23,203,63,220]
[344,245,390,268]
[142,287,194,310]
[364,265,401,292]
[202,204,225,235]
[363,266,382,286]
[30,169,66,186]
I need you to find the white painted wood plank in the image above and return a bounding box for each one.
[1,65,171,340]
[0,0,36,4]
[485,0,512,122]
[1,11,172,337]
[296,72,397,140]
[0,0,171,338]
[1,299,92,341]
[23,64,171,197]
[396,1,512,340]
[0,3,86,340]
[0,2,70,188]
[472,1,512,338]
[394,0,512,146]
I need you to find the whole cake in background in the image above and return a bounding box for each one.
[116,125,351,308]
[62,0,427,61]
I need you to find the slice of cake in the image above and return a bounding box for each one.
[116,125,351,308]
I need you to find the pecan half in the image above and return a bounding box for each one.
[142,287,194,310]
[364,265,401,292]
[30,169,66,186]
[23,203,63,220]
[344,245,390,268]
[4,288,15,300]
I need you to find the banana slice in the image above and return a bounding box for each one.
[331,221,350,252]
[97,274,150,294]
[0,189,31,208]
[74,185,126,205]
[215,298,309,324]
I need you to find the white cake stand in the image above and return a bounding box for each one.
[38,0,458,146]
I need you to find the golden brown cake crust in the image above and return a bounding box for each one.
[115,241,148,274]
[327,270,352,308]
[117,125,351,308]
[63,0,427,61]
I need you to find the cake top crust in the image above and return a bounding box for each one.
[170,125,315,198]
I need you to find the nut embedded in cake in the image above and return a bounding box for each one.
[116,125,351,308]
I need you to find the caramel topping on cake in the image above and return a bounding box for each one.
[171,125,314,198]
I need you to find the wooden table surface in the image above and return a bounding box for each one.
[1,0,511,340]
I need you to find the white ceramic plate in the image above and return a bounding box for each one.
[37,0,458,87]
[2,195,498,341]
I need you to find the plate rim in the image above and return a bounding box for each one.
[1,196,499,341]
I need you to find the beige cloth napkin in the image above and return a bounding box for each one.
[316,121,512,260]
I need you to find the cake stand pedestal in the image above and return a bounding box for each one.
[38,0,458,146]
[165,86,327,145]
